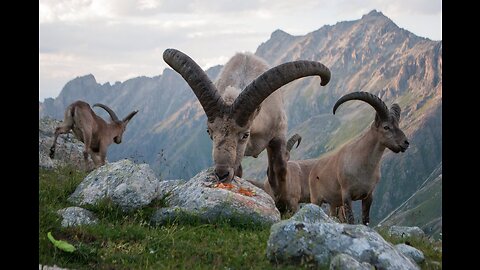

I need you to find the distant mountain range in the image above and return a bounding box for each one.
[39,10,442,231]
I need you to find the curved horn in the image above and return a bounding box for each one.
[122,110,139,123]
[286,134,302,152]
[93,103,120,122]
[163,49,226,121]
[232,60,331,127]
[332,91,389,122]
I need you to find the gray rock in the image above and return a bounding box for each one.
[292,203,334,224]
[330,253,374,270]
[152,168,280,227]
[39,117,95,170]
[156,179,187,200]
[68,159,160,211]
[395,244,425,264]
[388,226,425,238]
[266,204,419,269]
[57,207,98,227]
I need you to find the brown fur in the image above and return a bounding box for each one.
[49,100,138,170]
[309,101,408,225]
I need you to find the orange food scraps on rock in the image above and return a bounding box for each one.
[215,183,235,189]
[238,187,255,197]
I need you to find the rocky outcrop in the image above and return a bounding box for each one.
[57,207,98,227]
[39,117,94,170]
[266,204,419,269]
[151,168,280,227]
[68,159,159,211]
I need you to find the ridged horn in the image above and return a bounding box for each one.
[332,91,389,122]
[163,48,226,121]
[93,103,120,122]
[122,110,139,123]
[286,134,302,152]
[232,60,331,127]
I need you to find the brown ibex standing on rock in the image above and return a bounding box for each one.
[163,48,330,213]
[309,91,409,225]
[49,100,138,170]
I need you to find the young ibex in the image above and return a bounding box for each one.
[257,134,320,213]
[309,91,409,225]
[49,100,138,170]
[163,48,330,213]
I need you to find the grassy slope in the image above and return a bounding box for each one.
[377,167,442,239]
[40,167,441,269]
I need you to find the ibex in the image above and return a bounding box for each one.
[250,134,317,213]
[163,48,330,213]
[49,100,138,170]
[309,91,409,225]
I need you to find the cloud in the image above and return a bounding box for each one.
[39,0,442,101]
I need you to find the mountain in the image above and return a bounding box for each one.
[39,10,441,227]
[244,10,442,225]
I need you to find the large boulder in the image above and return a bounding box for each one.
[68,159,159,211]
[57,207,98,227]
[266,204,419,269]
[39,117,94,170]
[151,168,280,227]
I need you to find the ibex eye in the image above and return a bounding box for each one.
[242,133,250,139]
[206,129,210,134]
[383,126,390,130]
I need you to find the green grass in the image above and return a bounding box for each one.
[39,167,306,269]
[40,166,441,269]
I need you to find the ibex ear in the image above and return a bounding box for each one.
[122,110,138,125]
[390,104,401,122]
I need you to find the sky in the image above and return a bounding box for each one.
[39,0,442,101]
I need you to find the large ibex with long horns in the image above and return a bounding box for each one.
[49,100,138,170]
[309,91,409,225]
[163,49,330,213]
